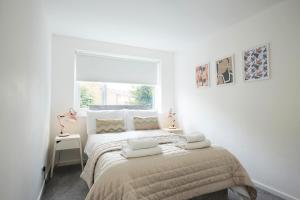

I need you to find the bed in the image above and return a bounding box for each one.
[81,110,257,200]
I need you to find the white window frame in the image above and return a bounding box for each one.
[73,51,162,113]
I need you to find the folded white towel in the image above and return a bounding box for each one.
[177,139,211,150]
[121,145,162,158]
[184,133,206,143]
[127,138,158,150]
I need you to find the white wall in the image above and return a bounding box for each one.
[174,1,300,199]
[50,35,174,163]
[0,1,51,200]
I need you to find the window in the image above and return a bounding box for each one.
[75,52,160,111]
[78,82,155,109]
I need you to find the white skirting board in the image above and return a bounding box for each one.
[37,180,45,200]
[253,180,299,200]
[37,160,80,200]
[36,159,84,199]
[37,167,50,200]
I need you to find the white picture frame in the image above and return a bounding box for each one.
[215,55,235,86]
[243,43,270,82]
[195,63,210,88]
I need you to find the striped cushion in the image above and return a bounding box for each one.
[133,116,160,130]
[96,119,125,134]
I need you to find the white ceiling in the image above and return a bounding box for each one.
[46,0,282,51]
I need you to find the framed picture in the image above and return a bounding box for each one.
[195,63,209,88]
[243,43,270,81]
[216,55,234,85]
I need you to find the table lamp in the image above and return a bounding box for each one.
[168,108,176,129]
[57,108,77,137]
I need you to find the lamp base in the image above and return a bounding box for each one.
[59,133,70,137]
[168,126,177,129]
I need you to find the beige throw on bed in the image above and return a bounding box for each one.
[81,135,256,200]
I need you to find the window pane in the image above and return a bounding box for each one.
[79,82,105,108]
[79,82,154,109]
[106,83,133,105]
[129,85,154,107]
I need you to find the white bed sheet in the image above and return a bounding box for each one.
[84,129,171,157]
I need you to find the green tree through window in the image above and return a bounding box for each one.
[80,87,94,108]
[130,86,153,107]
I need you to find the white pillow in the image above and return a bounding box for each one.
[86,110,126,134]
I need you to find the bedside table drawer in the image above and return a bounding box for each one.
[56,139,79,150]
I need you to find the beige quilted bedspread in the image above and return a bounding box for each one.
[81,135,256,200]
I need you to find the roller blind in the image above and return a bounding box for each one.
[76,54,158,85]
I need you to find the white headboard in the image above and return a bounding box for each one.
[86,110,126,134]
[86,109,158,134]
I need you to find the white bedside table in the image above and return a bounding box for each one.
[163,128,183,134]
[50,134,83,178]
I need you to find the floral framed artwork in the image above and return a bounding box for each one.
[243,43,270,81]
[216,55,234,85]
[195,63,209,88]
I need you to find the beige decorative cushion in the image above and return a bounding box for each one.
[133,116,160,130]
[96,119,125,134]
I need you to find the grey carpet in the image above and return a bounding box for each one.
[42,165,284,200]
